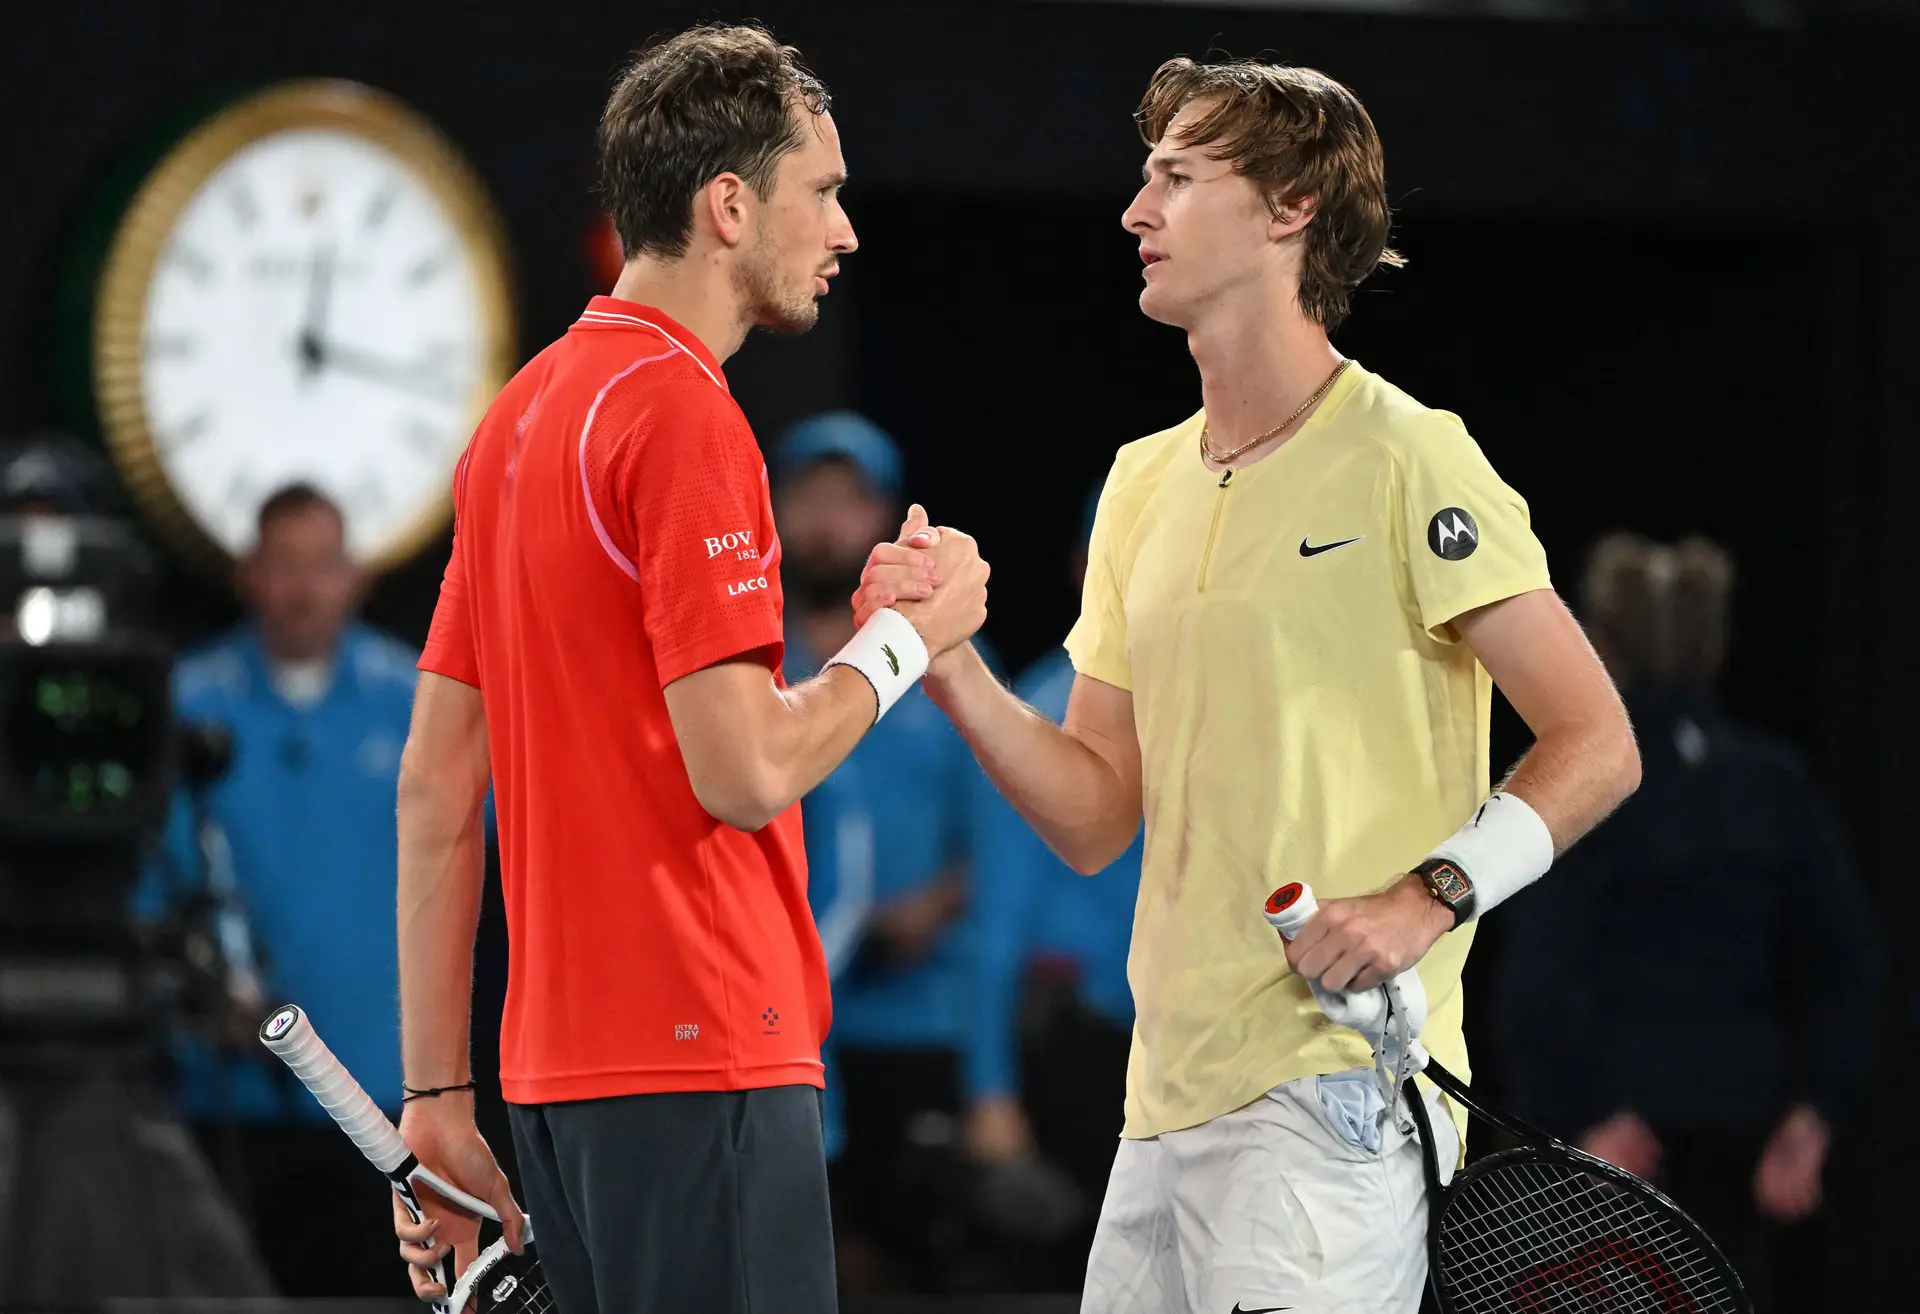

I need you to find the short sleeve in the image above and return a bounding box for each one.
[612,386,783,688]
[1064,471,1133,691]
[419,520,480,687]
[1395,420,1553,642]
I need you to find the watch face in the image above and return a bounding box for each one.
[1435,866,1470,900]
[93,83,513,569]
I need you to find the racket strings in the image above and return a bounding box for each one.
[1436,1157,1743,1313]
[512,1274,556,1314]
[456,1246,553,1314]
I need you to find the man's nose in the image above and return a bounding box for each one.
[1122,188,1155,234]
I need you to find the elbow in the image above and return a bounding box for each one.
[397,751,453,818]
[1065,849,1112,878]
[1613,718,1644,803]
[397,752,483,843]
[686,761,788,833]
[1059,819,1140,877]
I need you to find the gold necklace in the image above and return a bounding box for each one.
[1199,358,1352,467]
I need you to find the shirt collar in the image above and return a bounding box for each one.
[239,624,362,707]
[573,297,729,393]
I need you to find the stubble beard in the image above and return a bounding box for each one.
[738,237,820,336]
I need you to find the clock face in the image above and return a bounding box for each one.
[92,82,513,569]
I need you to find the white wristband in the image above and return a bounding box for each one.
[1428,791,1555,920]
[824,607,930,723]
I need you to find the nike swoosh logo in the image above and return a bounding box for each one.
[1230,1304,1291,1314]
[1298,535,1363,557]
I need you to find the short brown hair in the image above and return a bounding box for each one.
[1136,57,1403,329]
[256,482,342,539]
[597,24,829,260]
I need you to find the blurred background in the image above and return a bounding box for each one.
[2,0,1915,1310]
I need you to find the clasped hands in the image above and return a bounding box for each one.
[854,504,989,666]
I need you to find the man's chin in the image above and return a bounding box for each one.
[757,297,822,336]
[1136,285,1187,328]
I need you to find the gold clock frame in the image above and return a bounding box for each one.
[91,79,515,572]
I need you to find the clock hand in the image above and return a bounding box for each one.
[297,245,336,376]
[320,340,466,403]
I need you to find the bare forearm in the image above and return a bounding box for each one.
[927,645,1139,874]
[397,774,487,1089]
[762,664,889,812]
[1499,717,1640,855]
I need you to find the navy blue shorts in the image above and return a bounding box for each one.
[508,1085,835,1314]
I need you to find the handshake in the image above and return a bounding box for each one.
[851,503,991,668]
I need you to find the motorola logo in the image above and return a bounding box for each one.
[1427,507,1479,561]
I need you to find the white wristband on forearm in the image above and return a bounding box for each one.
[825,607,930,723]
[1426,791,1555,921]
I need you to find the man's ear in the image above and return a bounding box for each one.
[1269,194,1317,241]
[699,172,754,249]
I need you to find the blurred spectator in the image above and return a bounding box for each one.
[963,482,1143,1286]
[1490,531,1883,1313]
[141,483,420,1297]
[804,753,876,1165]
[773,411,989,1294]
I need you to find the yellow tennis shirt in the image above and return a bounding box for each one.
[1065,362,1553,1141]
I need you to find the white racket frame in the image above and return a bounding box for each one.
[260,1003,531,1313]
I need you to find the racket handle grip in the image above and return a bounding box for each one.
[1265,882,1371,1026]
[1263,882,1427,1038]
[259,1004,411,1175]
[1263,882,1319,939]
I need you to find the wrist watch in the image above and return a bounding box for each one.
[1413,856,1475,928]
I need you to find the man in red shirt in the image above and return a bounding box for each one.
[388,25,988,1314]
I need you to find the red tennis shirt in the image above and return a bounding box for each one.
[420,297,828,1104]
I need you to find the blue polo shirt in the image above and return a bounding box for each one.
[787,631,986,1054]
[803,758,876,1159]
[145,623,420,1122]
[966,647,1142,1098]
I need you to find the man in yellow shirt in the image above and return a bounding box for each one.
[861,56,1639,1314]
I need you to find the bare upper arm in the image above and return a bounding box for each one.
[662,652,786,798]
[400,671,491,803]
[1063,672,1143,818]
[1450,589,1625,739]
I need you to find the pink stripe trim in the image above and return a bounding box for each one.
[574,311,727,393]
[578,348,682,581]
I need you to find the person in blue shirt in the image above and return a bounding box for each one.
[802,754,875,1165]
[964,482,1144,1279]
[774,411,989,1294]
[143,484,421,1297]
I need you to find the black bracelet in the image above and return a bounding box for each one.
[401,1081,476,1102]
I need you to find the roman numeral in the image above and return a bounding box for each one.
[363,181,399,230]
[164,242,215,283]
[404,249,449,287]
[160,409,212,452]
[222,468,261,515]
[145,332,196,362]
[227,183,259,229]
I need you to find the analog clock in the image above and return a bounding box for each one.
[88,80,513,569]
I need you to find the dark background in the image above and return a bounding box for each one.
[7,3,1916,1307]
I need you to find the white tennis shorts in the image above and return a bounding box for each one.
[1082,1070,1457,1314]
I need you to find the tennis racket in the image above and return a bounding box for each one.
[258,1004,550,1313]
[1265,882,1753,1313]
